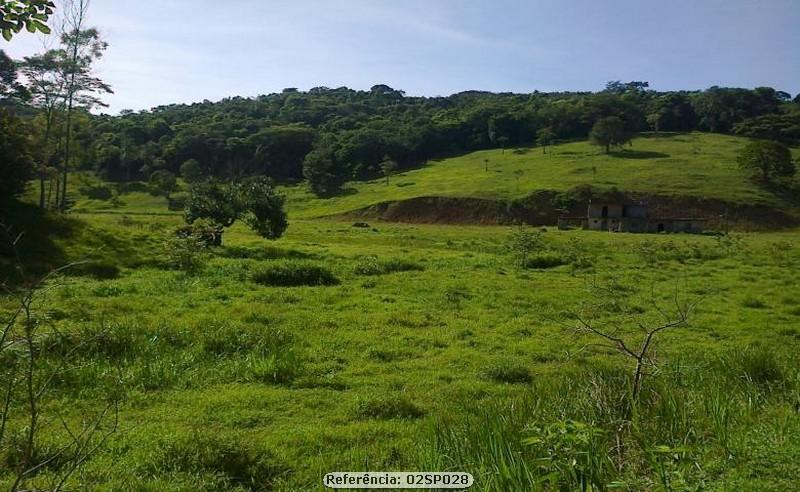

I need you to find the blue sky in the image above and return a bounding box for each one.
[5,0,799,113]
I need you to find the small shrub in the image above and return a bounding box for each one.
[522,252,567,269]
[506,226,545,266]
[353,395,425,420]
[485,361,532,384]
[161,234,208,272]
[252,261,339,287]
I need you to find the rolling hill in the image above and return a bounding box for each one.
[282,132,800,227]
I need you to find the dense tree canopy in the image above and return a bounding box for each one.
[17,82,793,198]
[184,177,288,241]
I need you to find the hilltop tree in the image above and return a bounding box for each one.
[380,155,397,185]
[536,127,555,154]
[0,0,55,41]
[590,116,632,153]
[737,140,796,181]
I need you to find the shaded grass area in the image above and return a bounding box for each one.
[1,209,799,489]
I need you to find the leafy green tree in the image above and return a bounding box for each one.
[238,176,288,240]
[737,140,796,181]
[180,158,204,184]
[58,0,112,211]
[0,108,33,207]
[0,0,54,41]
[589,116,632,153]
[303,146,345,196]
[184,178,288,243]
[536,127,555,154]
[149,169,177,198]
[380,156,397,185]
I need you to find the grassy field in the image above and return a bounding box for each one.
[58,133,800,221]
[2,134,800,490]
[280,133,800,219]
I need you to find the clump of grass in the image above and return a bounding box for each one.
[522,252,567,269]
[143,432,287,490]
[485,361,532,383]
[353,255,424,276]
[252,260,339,287]
[724,346,785,387]
[353,395,425,420]
[741,296,767,309]
[219,245,311,260]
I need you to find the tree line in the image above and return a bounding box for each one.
[2,40,800,206]
[87,82,800,197]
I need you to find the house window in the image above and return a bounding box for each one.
[601,206,608,218]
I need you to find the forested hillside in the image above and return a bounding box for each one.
[83,83,800,194]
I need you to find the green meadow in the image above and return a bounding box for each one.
[3,136,800,491]
[280,133,800,219]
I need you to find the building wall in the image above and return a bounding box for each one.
[588,203,623,218]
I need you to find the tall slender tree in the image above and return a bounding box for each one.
[57,0,111,211]
[20,50,65,208]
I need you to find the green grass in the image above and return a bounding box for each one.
[2,212,799,490]
[3,133,800,490]
[281,133,800,218]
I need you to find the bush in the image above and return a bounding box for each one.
[161,234,208,272]
[353,395,425,420]
[353,256,424,276]
[522,252,567,269]
[252,261,339,287]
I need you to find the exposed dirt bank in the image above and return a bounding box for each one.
[335,188,800,231]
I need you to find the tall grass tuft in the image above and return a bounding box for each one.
[252,260,339,286]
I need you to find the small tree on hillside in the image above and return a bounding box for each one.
[737,140,796,181]
[536,127,555,154]
[514,169,524,191]
[590,116,632,154]
[303,146,345,196]
[380,155,397,185]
